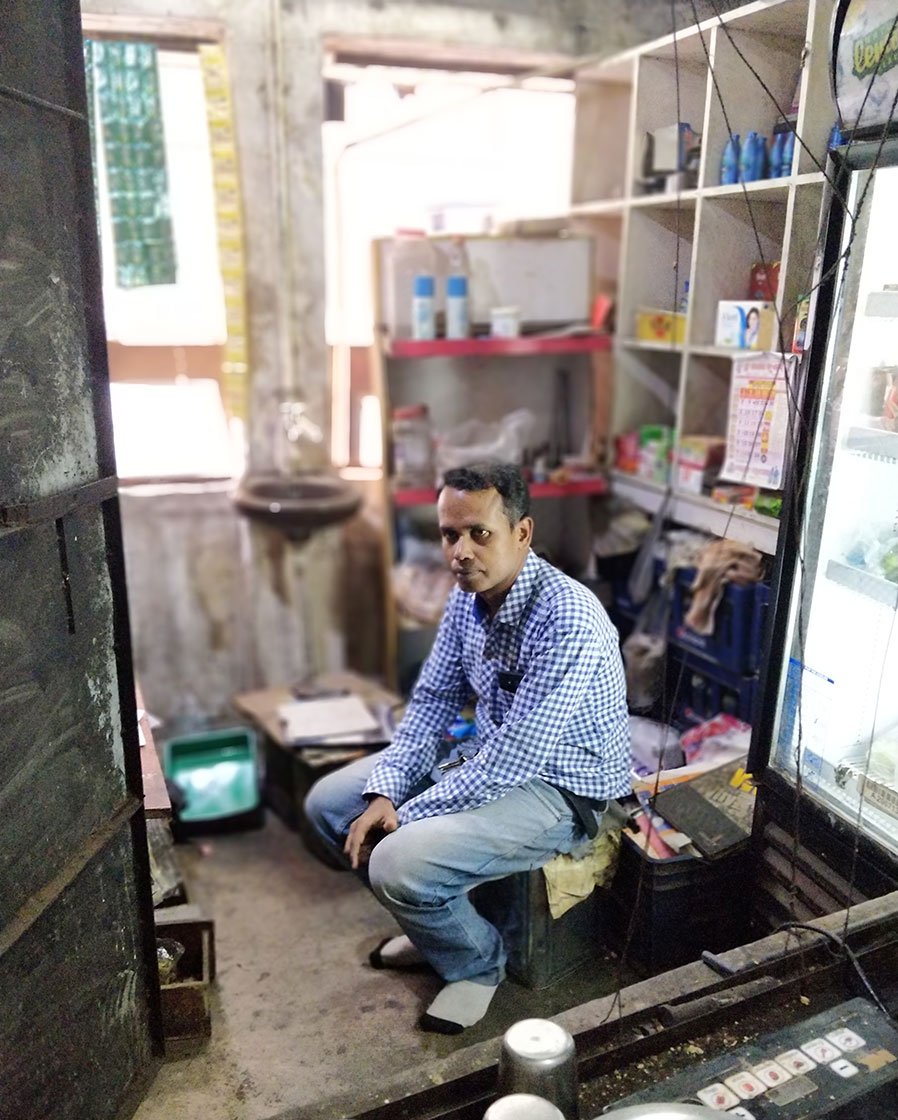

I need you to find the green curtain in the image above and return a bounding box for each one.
[85,39,177,288]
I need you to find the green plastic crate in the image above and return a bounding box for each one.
[163,728,260,824]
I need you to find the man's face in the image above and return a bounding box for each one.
[437,486,532,607]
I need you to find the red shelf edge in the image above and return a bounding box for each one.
[384,334,612,359]
[392,477,608,507]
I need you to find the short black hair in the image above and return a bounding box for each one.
[441,462,530,525]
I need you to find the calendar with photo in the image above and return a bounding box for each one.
[721,353,797,490]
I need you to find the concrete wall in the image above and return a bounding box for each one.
[86,0,589,724]
[86,0,748,724]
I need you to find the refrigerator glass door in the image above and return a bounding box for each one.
[770,162,898,858]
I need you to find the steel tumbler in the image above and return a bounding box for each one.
[496,1018,579,1120]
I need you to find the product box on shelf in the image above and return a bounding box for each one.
[714,300,777,350]
[711,482,757,508]
[792,295,810,353]
[674,436,726,494]
[637,424,672,485]
[614,430,640,474]
[748,260,780,302]
[670,566,756,674]
[635,308,686,345]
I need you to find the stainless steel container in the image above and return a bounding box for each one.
[496,1019,579,1120]
[483,1094,566,1119]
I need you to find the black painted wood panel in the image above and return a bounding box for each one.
[0,96,102,504]
[0,1,161,1112]
[0,508,131,927]
[0,828,155,1118]
[0,0,71,110]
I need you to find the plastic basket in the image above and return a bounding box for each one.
[163,728,260,825]
[670,567,756,673]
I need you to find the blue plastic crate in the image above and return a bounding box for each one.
[748,582,770,673]
[669,651,756,726]
[611,556,666,619]
[670,567,756,673]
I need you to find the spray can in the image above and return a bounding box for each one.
[412,275,436,340]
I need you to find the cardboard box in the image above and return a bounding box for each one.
[675,436,726,493]
[714,300,777,350]
[637,424,673,484]
[636,308,686,345]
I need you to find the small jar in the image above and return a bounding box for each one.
[392,404,434,489]
[491,306,521,338]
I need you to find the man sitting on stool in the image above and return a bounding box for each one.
[304,462,630,1034]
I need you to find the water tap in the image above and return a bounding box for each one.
[280,400,323,445]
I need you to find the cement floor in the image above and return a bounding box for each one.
[133,813,630,1120]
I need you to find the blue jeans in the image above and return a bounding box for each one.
[303,752,590,985]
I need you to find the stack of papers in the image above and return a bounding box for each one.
[276,695,382,746]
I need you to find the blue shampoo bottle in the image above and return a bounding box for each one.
[720,133,740,185]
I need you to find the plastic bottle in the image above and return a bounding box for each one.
[720,133,740,185]
[392,404,434,488]
[446,275,469,339]
[779,129,796,177]
[445,238,470,339]
[678,279,690,315]
[412,274,436,340]
[738,131,755,183]
[769,131,786,178]
[828,122,844,150]
[753,134,769,180]
[385,230,436,339]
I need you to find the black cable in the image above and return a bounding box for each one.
[776,920,891,1018]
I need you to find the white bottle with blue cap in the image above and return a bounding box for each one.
[412,274,436,340]
[446,274,469,339]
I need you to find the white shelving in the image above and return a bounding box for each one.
[611,471,781,554]
[571,0,836,554]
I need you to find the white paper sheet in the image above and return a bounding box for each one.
[276,695,380,744]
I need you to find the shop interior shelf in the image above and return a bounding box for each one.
[393,476,609,507]
[825,559,898,610]
[845,426,898,463]
[384,334,612,359]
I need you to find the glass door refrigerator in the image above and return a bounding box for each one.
[749,138,898,928]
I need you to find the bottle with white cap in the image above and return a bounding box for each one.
[412,274,436,340]
[445,237,470,340]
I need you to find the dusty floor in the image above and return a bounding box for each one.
[133,812,631,1120]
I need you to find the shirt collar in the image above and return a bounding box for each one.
[471,549,541,627]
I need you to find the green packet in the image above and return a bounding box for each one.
[754,491,782,518]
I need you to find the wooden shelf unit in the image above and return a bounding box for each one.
[570,0,836,553]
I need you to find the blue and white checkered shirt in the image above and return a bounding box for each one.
[365,550,631,824]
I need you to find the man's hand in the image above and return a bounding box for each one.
[344,796,399,869]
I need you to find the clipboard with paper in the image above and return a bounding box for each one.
[276,694,393,748]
